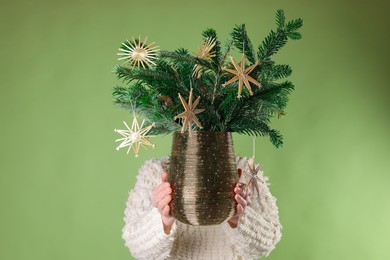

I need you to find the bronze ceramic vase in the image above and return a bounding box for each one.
[168,131,238,226]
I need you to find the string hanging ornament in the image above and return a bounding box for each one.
[241,137,264,198]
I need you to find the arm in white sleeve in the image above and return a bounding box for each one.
[223,157,282,259]
[122,157,176,260]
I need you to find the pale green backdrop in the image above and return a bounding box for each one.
[1,0,389,259]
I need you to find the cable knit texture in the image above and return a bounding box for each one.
[122,156,282,260]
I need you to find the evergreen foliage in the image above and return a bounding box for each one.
[113,9,303,147]
[231,24,256,64]
[201,28,222,69]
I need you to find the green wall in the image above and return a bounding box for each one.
[1,0,389,259]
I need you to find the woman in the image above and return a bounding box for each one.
[122,156,281,259]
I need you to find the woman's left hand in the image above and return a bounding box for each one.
[228,173,252,228]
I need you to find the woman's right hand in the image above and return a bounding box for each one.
[152,172,175,234]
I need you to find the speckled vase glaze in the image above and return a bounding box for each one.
[168,131,238,226]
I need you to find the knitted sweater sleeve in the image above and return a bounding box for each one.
[122,157,177,260]
[222,157,282,259]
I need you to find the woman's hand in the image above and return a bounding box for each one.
[228,172,252,228]
[152,172,175,234]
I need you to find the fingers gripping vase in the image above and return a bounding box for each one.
[168,131,238,225]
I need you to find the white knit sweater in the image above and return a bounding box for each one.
[122,156,282,260]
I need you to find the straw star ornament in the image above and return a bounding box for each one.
[174,88,205,137]
[193,37,216,78]
[117,36,159,70]
[243,158,264,198]
[114,114,156,157]
[222,55,261,99]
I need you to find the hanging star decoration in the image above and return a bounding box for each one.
[117,36,159,70]
[242,158,264,198]
[193,37,216,78]
[174,88,205,137]
[114,113,156,157]
[222,55,262,99]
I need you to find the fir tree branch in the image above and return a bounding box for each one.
[114,65,175,85]
[286,18,304,32]
[202,28,222,69]
[221,36,234,66]
[114,87,180,135]
[285,18,303,40]
[257,10,303,63]
[159,51,214,72]
[256,81,295,110]
[286,31,302,40]
[231,24,257,64]
[275,9,286,29]
[260,64,292,81]
[113,84,151,108]
[230,115,283,147]
[269,129,284,148]
[257,30,288,63]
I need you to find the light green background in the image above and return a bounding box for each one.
[1,0,389,259]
